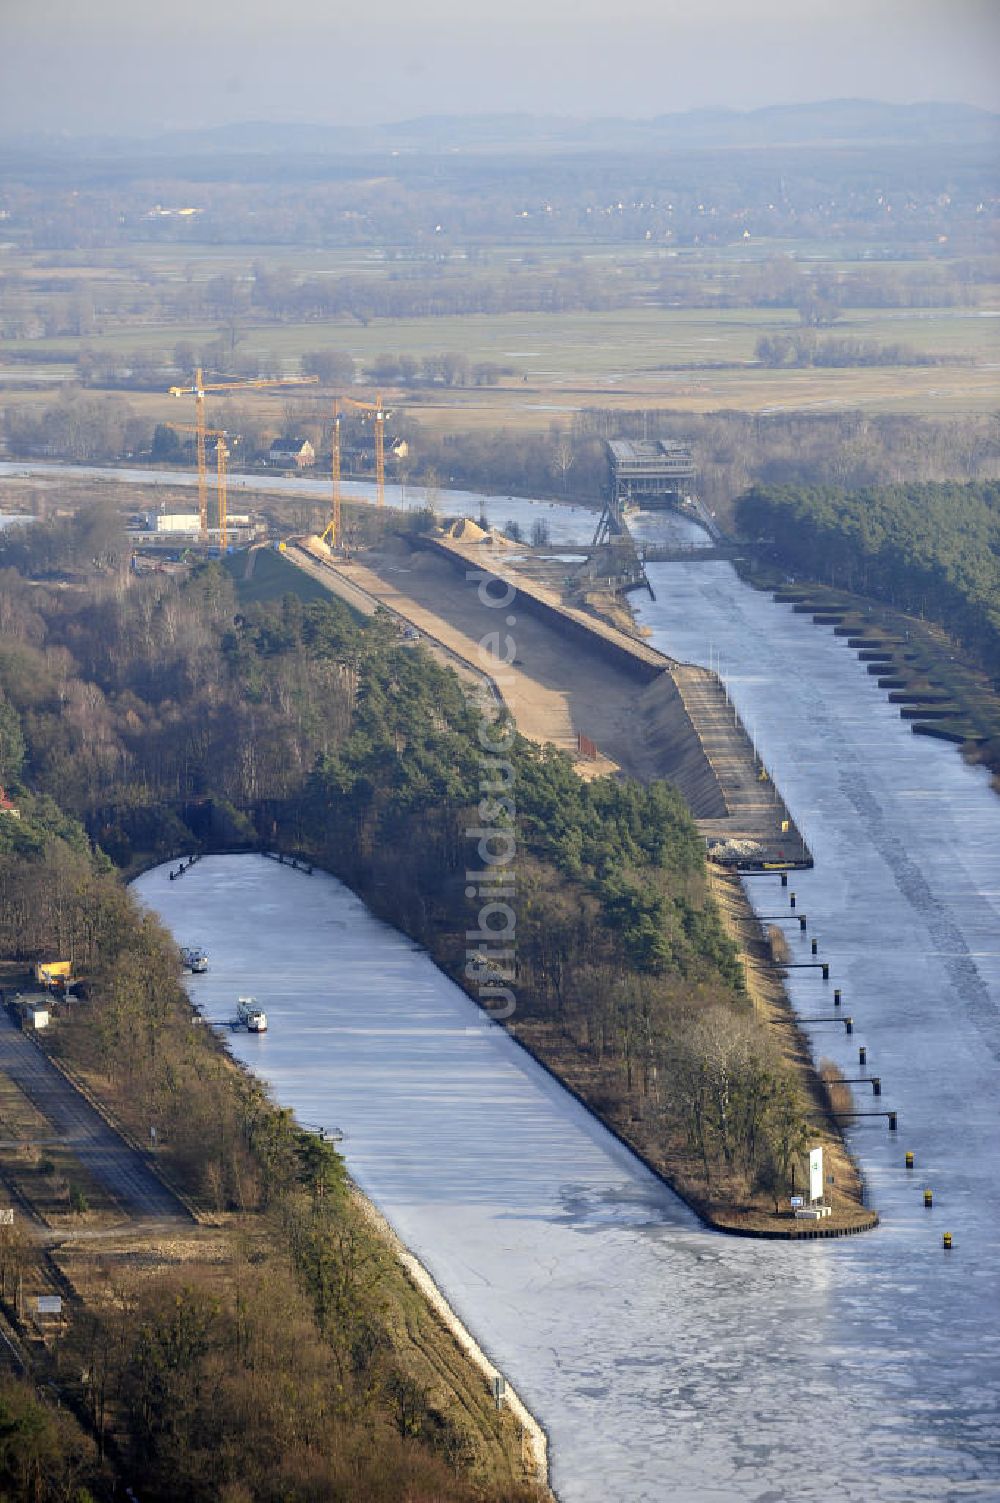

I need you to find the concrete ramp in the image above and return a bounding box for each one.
[670,664,810,866]
[640,673,728,819]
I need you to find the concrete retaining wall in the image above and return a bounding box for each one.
[419,535,670,683]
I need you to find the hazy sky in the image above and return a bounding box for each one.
[2,0,997,136]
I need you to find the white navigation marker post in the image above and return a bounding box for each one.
[809,1147,824,1205]
[795,1146,832,1219]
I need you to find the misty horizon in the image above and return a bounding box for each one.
[2,0,998,137]
[7,100,998,159]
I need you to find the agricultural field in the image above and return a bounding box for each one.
[1,236,997,438]
[2,319,997,440]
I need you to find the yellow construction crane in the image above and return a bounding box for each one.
[321,397,344,549]
[167,367,318,537]
[319,393,388,547]
[167,424,232,548]
[342,392,388,510]
[320,391,388,548]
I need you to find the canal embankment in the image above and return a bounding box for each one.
[278,530,878,1238]
[422,531,810,866]
[352,1189,549,1485]
[704,867,875,1234]
[286,528,809,861]
[137,846,1000,1503]
[753,574,1000,792]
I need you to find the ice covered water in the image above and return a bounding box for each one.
[628,508,716,549]
[136,556,1000,1503]
[0,462,599,546]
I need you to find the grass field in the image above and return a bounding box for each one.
[3,339,995,442]
[5,303,997,368]
[225,545,340,606]
[2,362,996,440]
[2,236,997,434]
[4,234,985,278]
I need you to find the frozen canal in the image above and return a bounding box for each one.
[0,460,599,547]
[135,556,1000,1503]
[0,462,719,552]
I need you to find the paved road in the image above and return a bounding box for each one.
[0,1011,190,1221]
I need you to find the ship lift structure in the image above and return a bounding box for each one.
[593,437,699,545]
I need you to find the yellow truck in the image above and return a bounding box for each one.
[34,960,72,992]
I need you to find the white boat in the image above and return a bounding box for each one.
[236,996,268,1032]
[180,946,208,973]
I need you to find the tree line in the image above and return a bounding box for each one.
[0,567,542,1500]
[736,480,1000,676]
[4,393,998,538]
[754,331,962,369]
[0,516,811,1212]
[2,240,989,347]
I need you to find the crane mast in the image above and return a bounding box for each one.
[168,368,318,540]
[322,399,343,549]
[195,370,208,533]
[374,392,385,511]
[216,433,230,550]
[334,392,387,512]
[168,423,230,545]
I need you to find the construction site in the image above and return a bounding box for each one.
[79,392,809,872]
[284,522,809,871]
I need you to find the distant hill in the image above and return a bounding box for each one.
[10,100,999,158]
[650,99,1000,148]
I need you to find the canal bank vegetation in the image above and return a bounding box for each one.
[0,565,547,1490]
[0,526,869,1240]
[0,811,545,1499]
[736,480,1000,783]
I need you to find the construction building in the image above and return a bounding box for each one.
[130,511,260,549]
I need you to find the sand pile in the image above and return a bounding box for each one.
[446,517,518,546]
[447,517,490,542]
